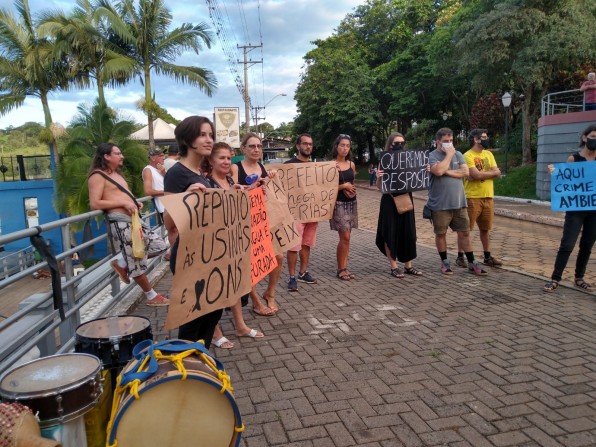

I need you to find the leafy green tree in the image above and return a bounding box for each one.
[0,0,73,167]
[294,32,381,160]
[452,0,596,164]
[108,0,217,150]
[55,98,147,216]
[38,0,136,106]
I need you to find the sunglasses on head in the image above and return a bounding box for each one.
[338,134,351,140]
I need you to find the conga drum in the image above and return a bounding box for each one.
[0,353,102,447]
[107,339,243,447]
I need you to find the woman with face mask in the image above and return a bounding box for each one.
[544,123,596,293]
[374,132,423,278]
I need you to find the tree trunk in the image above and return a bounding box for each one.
[145,63,154,151]
[40,93,59,169]
[521,88,533,165]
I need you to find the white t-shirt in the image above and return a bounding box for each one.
[142,165,165,213]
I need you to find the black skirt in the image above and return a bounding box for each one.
[375,193,417,263]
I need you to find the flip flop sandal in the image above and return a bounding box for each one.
[345,270,356,279]
[390,268,405,278]
[574,278,594,292]
[252,306,276,317]
[404,267,423,276]
[543,280,559,293]
[337,268,351,281]
[238,328,264,338]
[213,337,234,349]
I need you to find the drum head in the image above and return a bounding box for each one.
[113,377,237,447]
[0,353,100,399]
[76,316,150,339]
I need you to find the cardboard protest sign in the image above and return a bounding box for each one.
[161,189,252,330]
[550,162,596,211]
[249,187,277,285]
[379,149,430,194]
[263,175,301,255]
[267,161,338,223]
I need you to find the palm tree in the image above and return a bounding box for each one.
[55,98,147,216]
[37,0,136,106]
[0,0,72,168]
[109,0,217,150]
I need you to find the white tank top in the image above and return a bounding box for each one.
[143,165,165,212]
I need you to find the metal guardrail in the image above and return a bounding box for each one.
[0,247,35,280]
[0,197,164,376]
[541,89,585,117]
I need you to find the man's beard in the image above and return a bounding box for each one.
[299,148,311,158]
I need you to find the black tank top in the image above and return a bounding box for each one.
[337,166,356,202]
[235,161,268,186]
[572,152,587,162]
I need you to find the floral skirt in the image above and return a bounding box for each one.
[330,201,358,232]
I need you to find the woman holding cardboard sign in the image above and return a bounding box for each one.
[163,116,222,348]
[232,132,283,315]
[543,124,596,293]
[331,134,358,280]
[207,142,264,349]
[375,133,423,278]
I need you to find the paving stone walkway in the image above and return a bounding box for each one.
[131,187,596,447]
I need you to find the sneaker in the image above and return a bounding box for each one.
[468,260,488,276]
[288,276,298,292]
[483,256,503,267]
[455,256,467,268]
[441,260,454,275]
[147,294,170,306]
[297,271,317,284]
[110,260,130,284]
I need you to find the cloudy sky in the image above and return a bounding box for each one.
[0,0,363,130]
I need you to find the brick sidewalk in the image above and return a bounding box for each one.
[133,208,596,447]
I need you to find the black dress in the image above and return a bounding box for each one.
[375,192,417,263]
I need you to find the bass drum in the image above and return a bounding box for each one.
[74,315,152,369]
[107,339,243,447]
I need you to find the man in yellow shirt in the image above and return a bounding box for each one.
[456,129,503,268]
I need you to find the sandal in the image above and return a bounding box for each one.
[252,306,277,317]
[404,267,423,276]
[390,268,405,278]
[262,295,279,312]
[337,268,351,281]
[213,337,234,349]
[543,280,559,293]
[574,278,594,292]
[344,269,356,279]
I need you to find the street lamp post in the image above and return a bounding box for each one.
[501,92,512,175]
[257,93,287,136]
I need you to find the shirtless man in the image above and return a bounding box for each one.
[88,142,169,306]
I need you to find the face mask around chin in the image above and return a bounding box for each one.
[586,138,596,151]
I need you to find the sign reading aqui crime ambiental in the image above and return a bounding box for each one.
[550,162,596,211]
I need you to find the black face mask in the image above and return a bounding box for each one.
[586,138,596,151]
[392,143,404,151]
[480,140,490,149]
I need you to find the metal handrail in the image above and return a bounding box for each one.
[0,197,165,376]
[541,89,585,116]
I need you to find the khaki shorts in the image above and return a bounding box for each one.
[431,208,470,235]
[289,222,318,251]
[467,198,494,231]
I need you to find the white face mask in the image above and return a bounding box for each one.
[442,142,452,150]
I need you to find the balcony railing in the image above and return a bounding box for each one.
[0,155,52,182]
[541,89,586,117]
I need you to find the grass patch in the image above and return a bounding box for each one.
[494,164,538,199]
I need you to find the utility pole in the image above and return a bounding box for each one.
[237,44,262,133]
[252,106,265,135]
